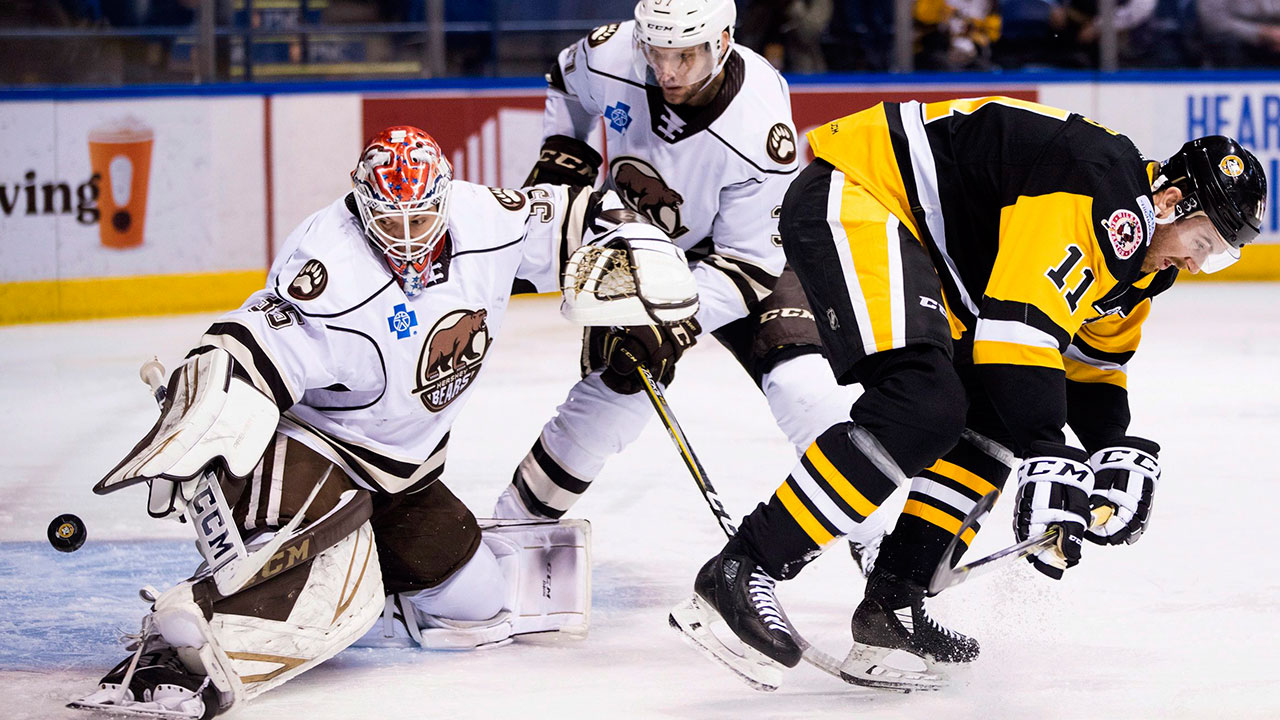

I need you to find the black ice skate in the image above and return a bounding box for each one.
[69,631,221,720]
[669,545,801,691]
[841,570,977,691]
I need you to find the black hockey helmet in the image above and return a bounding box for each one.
[1157,136,1267,250]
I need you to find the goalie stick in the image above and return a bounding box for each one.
[927,490,1115,596]
[634,363,854,686]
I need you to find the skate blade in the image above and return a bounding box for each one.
[68,698,204,719]
[668,595,783,692]
[839,642,949,692]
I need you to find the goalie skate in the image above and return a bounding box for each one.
[668,594,785,692]
[69,637,220,720]
[68,697,217,720]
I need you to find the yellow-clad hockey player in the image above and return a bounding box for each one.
[670,96,1267,691]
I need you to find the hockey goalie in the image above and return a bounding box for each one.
[72,125,698,719]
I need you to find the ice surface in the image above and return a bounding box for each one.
[2,286,1278,719]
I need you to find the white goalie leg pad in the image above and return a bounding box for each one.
[480,518,592,638]
[562,221,698,326]
[97,348,281,494]
[150,520,384,706]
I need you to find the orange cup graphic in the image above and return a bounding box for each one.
[88,117,154,249]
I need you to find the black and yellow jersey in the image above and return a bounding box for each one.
[807,97,1177,450]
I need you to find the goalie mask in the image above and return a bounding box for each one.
[1154,136,1267,273]
[633,0,735,103]
[352,126,452,296]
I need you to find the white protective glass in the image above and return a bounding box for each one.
[638,41,716,91]
[1199,234,1240,273]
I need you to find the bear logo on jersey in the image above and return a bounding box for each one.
[1102,208,1144,260]
[288,259,328,300]
[414,308,491,411]
[610,156,688,238]
[766,123,797,164]
[588,23,620,47]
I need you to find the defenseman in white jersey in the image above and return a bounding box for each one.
[73,126,697,719]
[493,0,889,557]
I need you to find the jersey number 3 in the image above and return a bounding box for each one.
[1045,245,1095,313]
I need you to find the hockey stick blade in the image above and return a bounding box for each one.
[927,490,1000,596]
[928,498,1115,595]
[636,364,857,686]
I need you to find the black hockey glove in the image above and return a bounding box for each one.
[523,134,603,188]
[1085,436,1160,546]
[600,318,700,395]
[1014,442,1095,580]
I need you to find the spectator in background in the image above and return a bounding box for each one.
[1048,0,1158,66]
[1197,0,1280,66]
[739,0,834,72]
[1122,0,1201,68]
[996,0,1181,69]
[914,0,1001,70]
[827,0,894,71]
[0,0,125,84]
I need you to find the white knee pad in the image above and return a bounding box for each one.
[762,353,859,455]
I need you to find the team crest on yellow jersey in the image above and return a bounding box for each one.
[1102,208,1143,259]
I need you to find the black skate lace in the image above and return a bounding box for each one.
[747,571,791,636]
[916,605,960,640]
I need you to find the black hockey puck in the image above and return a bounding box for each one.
[48,513,87,552]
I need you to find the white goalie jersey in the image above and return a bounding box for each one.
[543,20,799,333]
[200,182,614,494]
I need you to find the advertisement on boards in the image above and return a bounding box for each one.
[0,98,267,284]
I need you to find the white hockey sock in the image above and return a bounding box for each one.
[761,354,859,455]
[542,371,654,477]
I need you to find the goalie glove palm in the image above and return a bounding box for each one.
[600,319,700,395]
[1085,437,1160,546]
[1014,442,1094,580]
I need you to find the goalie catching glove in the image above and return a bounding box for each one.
[600,318,701,395]
[1085,437,1160,546]
[561,209,699,327]
[1014,442,1094,580]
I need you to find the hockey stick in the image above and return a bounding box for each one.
[927,490,1115,595]
[634,363,852,681]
